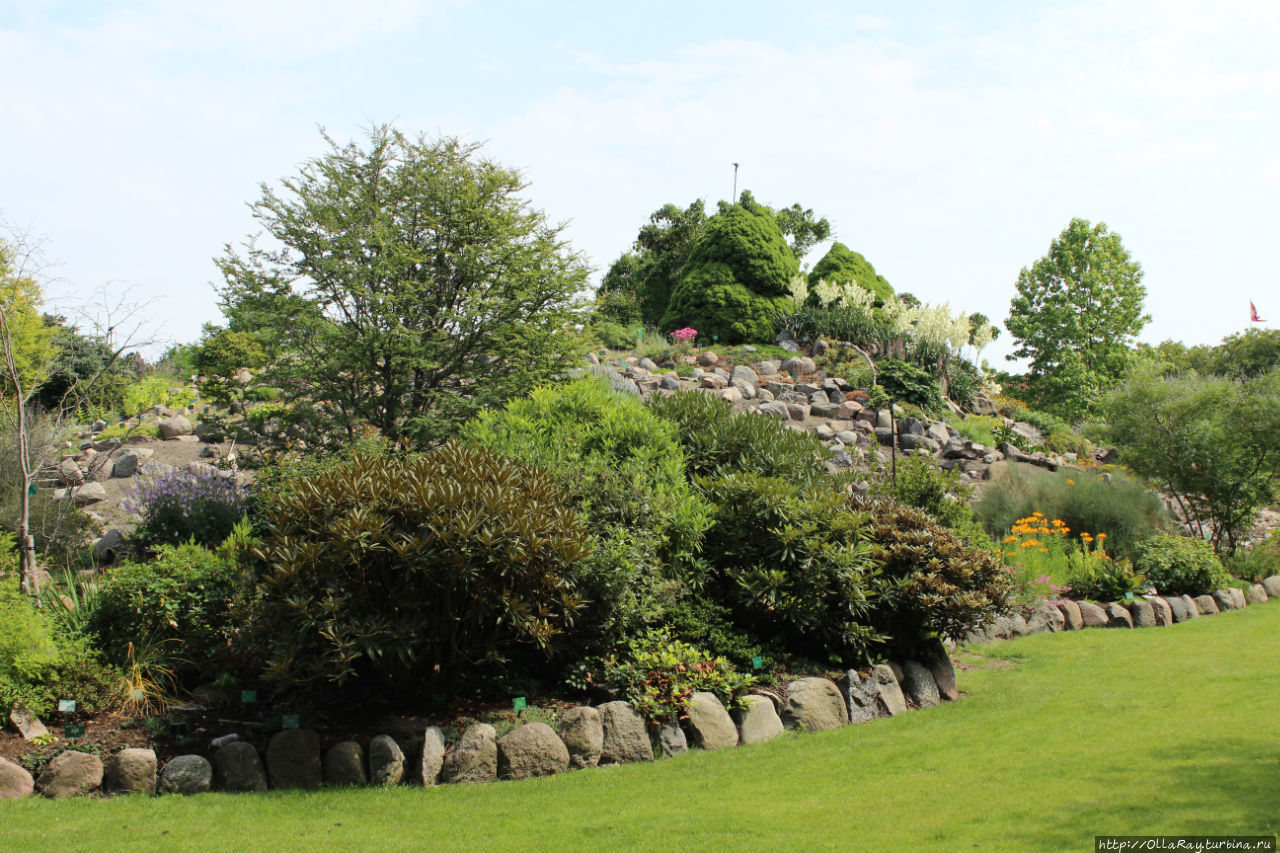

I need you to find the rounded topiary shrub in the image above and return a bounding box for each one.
[248,441,592,689]
[1136,535,1230,597]
[660,200,797,343]
[850,495,1012,654]
[808,242,895,306]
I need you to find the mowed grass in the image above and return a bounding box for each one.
[4,603,1278,853]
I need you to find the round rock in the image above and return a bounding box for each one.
[558,706,603,769]
[598,702,653,764]
[323,741,366,787]
[109,747,157,794]
[159,754,212,795]
[266,728,322,790]
[441,723,498,784]
[683,692,739,750]
[784,677,848,731]
[214,741,267,792]
[369,734,405,786]
[37,750,103,798]
[0,755,35,800]
[497,722,570,780]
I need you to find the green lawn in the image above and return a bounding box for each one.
[4,602,1278,853]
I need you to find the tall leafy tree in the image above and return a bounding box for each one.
[1006,218,1149,418]
[216,126,589,445]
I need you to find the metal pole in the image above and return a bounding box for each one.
[732,163,739,201]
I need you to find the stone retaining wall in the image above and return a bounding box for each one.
[4,575,1275,801]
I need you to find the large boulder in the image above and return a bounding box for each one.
[652,721,688,758]
[1165,595,1188,623]
[1025,602,1064,634]
[369,734,405,786]
[557,706,603,769]
[1078,601,1109,627]
[1057,599,1084,630]
[1263,576,1280,598]
[497,723,569,780]
[921,639,959,702]
[0,756,35,799]
[598,702,653,764]
[1195,595,1219,615]
[1245,584,1268,605]
[214,742,266,792]
[1105,603,1133,628]
[109,747,156,794]
[420,727,446,786]
[111,448,154,478]
[873,664,908,716]
[1148,597,1173,626]
[158,755,212,795]
[37,750,103,798]
[837,670,883,724]
[158,415,194,440]
[1181,594,1200,618]
[266,729,322,790]
[683,692,739,750]
[322,741,366,787]
[1229,588,1247,610]
[441,723,498,784]
[733,695,784,745]
[1129,599,1156,628]
[899,660,941,709]
[784,677,848,731]
[92,529,128,564]
[1211,590,1236,612]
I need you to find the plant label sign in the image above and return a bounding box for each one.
[241,690,257,704]
[64,723,86,738]
[751,656,764,670]
[512,697,527,712]
[58,699,77,713]
[27,483,37,495]
[131,688,145,702]
[281,714,300,730]
[1125,592,1134,601]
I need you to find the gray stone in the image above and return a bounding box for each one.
[696,351,719,367]
[9,702,48,740]
[1263,576,1280,598]
[323,741,366,786]
[870,660,911,712]
[837,669,883,723]
[1181,594,1200,618]
[0,755,35,800]
[58,458,84,486]
[92,529,127,564]
[497,722,569,780]
[37,750,103,798]
[758,400,790,419]
[213,742,266,792]
[369,734,405,786]
[158,754,211,795]
[1058,599,1083,630]
[899,660,941,709]
[53,481,107,506]
[1229,588,1247,610]
[898,433,940,453]
[1129,599,1156,627]
[780,356,816,376]
[158,415,194,440]
[733,695,784,745]
[898,417,925,436]
[598,701,653,764]
[731,365,758,388]
[784,677,847,731]
[684,692,739,750]
[757,359,782,375]
[786,403,810,421]
[1148,597,1173,626]
[1245,583,1268,605]
[1105,602,1133,628]
[1195,594,1219,615]
[558,706,603,769]
[1078,601,1109,627]
[652,721,688,758]
[637,357,659,372]
[420,726,446,786]
[266,728,322,790]
[660,374,682,391]
[1165,595,1188,623]
[1026,602,1064,634]
[441,723,498,783]
[1212,590,1236,612]
[1009,613,1031,636]
[109,747,156,794]
[111,448,154,478]
[922,639,958,702]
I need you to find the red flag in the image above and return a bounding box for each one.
[1251,301,1264,322]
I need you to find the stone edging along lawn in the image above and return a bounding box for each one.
[3,575,1277,801]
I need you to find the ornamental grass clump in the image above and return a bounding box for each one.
[125,463,249,549]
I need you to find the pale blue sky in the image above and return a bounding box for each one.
[2,1,1277,363]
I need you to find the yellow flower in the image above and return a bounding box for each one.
[1039,548,1049,553]
[1067,479,1075,486]
[1002,536,1018,543]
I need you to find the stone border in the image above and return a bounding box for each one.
[5,575,1275,802]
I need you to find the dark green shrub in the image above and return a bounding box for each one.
[877,358,944,413]
[946,358,981,407]
[871,453,974,531]
[808,242,895,305]
[975,467,1168,563]
[851,496,1012,654]
[646,390,833,492]
[1225,530,1280,582]
[90,539,244,669]
[660,201,797,343]
[575,629,756,721]
[248,441,592,689]
[1135,535,1230,596]
[591,321,642,351]
[700,473,876,664]
[1065,558,1147,602]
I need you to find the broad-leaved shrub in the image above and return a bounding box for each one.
[1135,535,1231,597]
